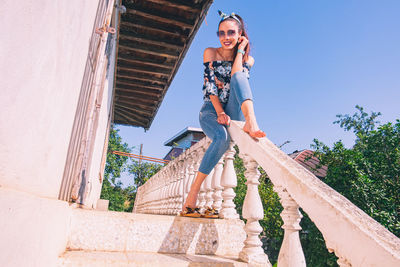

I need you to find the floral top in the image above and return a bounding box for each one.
[202,60,251,104]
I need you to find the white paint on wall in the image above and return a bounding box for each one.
[0,0,101,199]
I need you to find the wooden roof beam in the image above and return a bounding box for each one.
[115,106,150,125]
[116,77,165,90]
[115,90,161,102]
[116,99,156,112]
[118,44,179,59]
[115,84,162,97]
[116,70,168,84]
[115,103,153,117]
[126,9,194,29]
[119,33,183,51]
[114,109,148,126]
[117,65,171,77]
[143,0,202,12]
[120,21,183,38]
[117,57,172,71]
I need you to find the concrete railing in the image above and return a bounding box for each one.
[134,120,400,266]
[133,136,241,220]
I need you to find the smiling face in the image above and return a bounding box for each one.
[218,19,242,50]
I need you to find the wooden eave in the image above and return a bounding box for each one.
[113,0,213,129]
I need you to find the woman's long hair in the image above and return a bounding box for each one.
[218,14,250,62]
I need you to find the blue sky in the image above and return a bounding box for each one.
[117,0,399,185]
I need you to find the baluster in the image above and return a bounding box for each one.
[198,171,208,209]
[167,168,174,214]
[192,150,202,208]
[204,168,215,209]
[220,142,239,219]
[275,186,306,267]
[172,162,179,214]
[239,154,271,265]
[176,160,185,214]
[185,152,195,206]
[168,165,175,215]
[212,158,224,211]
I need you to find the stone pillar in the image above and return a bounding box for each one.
[211,158,224,211]
[239,154,271,266]
[220,142,239,219]
[276,186,306,267]
[204,168,215,209]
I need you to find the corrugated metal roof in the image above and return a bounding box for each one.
[113,0,213,129]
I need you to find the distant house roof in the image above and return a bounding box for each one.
[164,127,204,146]
[289,149,327,178]
[113,0,213,130]
[164,147,184,161]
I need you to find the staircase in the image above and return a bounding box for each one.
[58,121,400,266]
[57,208,251,266]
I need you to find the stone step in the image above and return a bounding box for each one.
[57,251,248,267]
[58,250,249,267]
[68,208,246,257]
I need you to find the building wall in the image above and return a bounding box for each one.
[0,0,101,199]
[0,1,103,266]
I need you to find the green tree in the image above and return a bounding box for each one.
[100,126,133,211]
[127,160,162,190]
[312,106,400,236]
[233,106,399,266]
[100,126,163,212]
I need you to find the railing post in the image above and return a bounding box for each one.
[198,169,209,209]
[220,142,239,219]
[212,158,224,211]
[204,168,215,208]
[185,152,195,206]
[176,160,185,214]
[275,186,306,267]
[239,153,271,266]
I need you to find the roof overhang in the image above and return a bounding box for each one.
[164,126,203,146]
[113,0,213,129]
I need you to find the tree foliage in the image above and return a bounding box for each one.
[312,106,400,236]
[233,106,399,266]
[100,126,162,212]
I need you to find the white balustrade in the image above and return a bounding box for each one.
[227,120,400,267]
[211,158,224,211]
[204,168,214,209]
[275,186,306,267]
[239,153,271,266]
[133,121,400,266]
[219,142,239,219]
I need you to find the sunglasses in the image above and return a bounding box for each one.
[216,30,236,38]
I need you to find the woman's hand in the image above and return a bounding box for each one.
[238,36,248,50]
[217,112,231,126]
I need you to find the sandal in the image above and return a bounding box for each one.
[179,207,202,218]
[203,206,219,219]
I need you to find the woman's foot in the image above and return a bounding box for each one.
[243,119,266,138]
[181,189,199,213]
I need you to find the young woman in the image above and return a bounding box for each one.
[180,11,265,217]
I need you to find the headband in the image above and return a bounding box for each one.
[218,10,241,25]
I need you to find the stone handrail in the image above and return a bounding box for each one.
[133,120,400,266]
[228,120,400,266]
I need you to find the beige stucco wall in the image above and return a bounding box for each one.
[0,187,72,267]
[0,0,101,199]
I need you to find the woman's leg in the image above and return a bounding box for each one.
[182,102,230,212]
[226,71,265,138]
